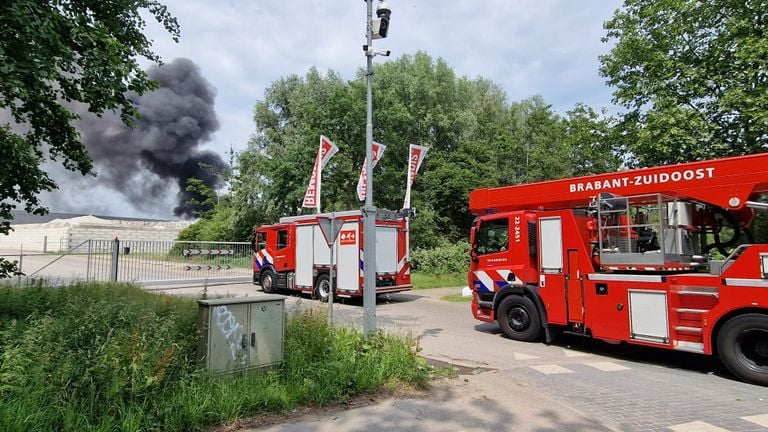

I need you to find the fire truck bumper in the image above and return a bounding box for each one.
[376,284,412,294]
[471,293,495,322]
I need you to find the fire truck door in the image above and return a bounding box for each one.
[566,249,584,323]
[295,225,314,287]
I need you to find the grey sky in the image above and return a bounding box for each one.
[43,0,625,218]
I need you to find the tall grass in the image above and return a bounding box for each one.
[0,282,429,431]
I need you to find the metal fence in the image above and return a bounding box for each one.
[2,239,253,286]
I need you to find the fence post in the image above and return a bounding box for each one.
[86,240,92,281]
[111,238,120,282]
[16,246,23,286]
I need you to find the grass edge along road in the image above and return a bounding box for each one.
[411,272,466,289]
[0,282,431,431]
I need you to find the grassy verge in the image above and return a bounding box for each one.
[0,282,430,431]
[441,294,472,303]
[411,272,466,289]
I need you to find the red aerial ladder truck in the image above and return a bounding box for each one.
[468,153,768,386]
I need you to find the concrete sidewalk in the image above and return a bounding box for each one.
[233,370,614,432]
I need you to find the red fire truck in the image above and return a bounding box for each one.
[252,210,411,301]
[468,153,768,385]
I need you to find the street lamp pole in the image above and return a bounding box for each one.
[362,0,377,335]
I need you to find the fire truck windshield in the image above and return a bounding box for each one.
[256,232,267,250]
[475,218,509,255]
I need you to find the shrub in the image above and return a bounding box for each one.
[177,205,238,242]
[411,240,470,274]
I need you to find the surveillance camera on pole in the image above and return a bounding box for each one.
[372,0,391,39]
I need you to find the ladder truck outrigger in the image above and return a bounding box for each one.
[468,153,768,386]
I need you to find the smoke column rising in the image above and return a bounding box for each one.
[73,58,226,218]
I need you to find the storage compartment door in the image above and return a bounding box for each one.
[249,300,284,367]
[628,290,669,343]
[295,225,313,287]
[375,226,398,274]
[336,222,360,291]
[313,225,331,266]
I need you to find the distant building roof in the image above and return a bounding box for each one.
[6,210,178,225]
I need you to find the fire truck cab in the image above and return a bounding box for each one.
[468,153,768,386]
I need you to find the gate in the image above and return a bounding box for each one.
[6,239,253,286]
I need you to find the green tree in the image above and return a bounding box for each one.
[374,53,512,241]
[506,96,570,184]
[177,204,237,242]
[600,0,768,166]
[0,0,179,277]
[564,103,624,176]
[247,68,359,218]
[227,146,272,241]
[184,177,218,219]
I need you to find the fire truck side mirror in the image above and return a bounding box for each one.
[469,225,480,262]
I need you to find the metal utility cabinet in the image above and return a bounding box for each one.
[197,295,285,374]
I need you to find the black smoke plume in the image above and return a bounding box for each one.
[74,58,226,218]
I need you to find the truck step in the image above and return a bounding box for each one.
[674,341,705,354]
[674,308,708,314]
[677,290,719,298]
[675,326,703,334]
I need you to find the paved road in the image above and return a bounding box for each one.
[157,283,768,431]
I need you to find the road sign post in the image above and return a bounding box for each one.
[316,214,342,325]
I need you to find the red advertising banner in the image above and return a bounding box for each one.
[403,144,429,209]
[303,135,339,210]
[356,142,386,201]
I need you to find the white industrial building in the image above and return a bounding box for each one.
[1,211,191,253]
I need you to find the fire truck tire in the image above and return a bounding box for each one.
[497,295,543,342]
[260,270,277,293]
[717,314,768,386]
[315,274,331,302]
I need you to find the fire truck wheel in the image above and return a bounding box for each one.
[315,274,331,302]
[717,314,768,386]
[260,270,277,293]
[497,295,543,342]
